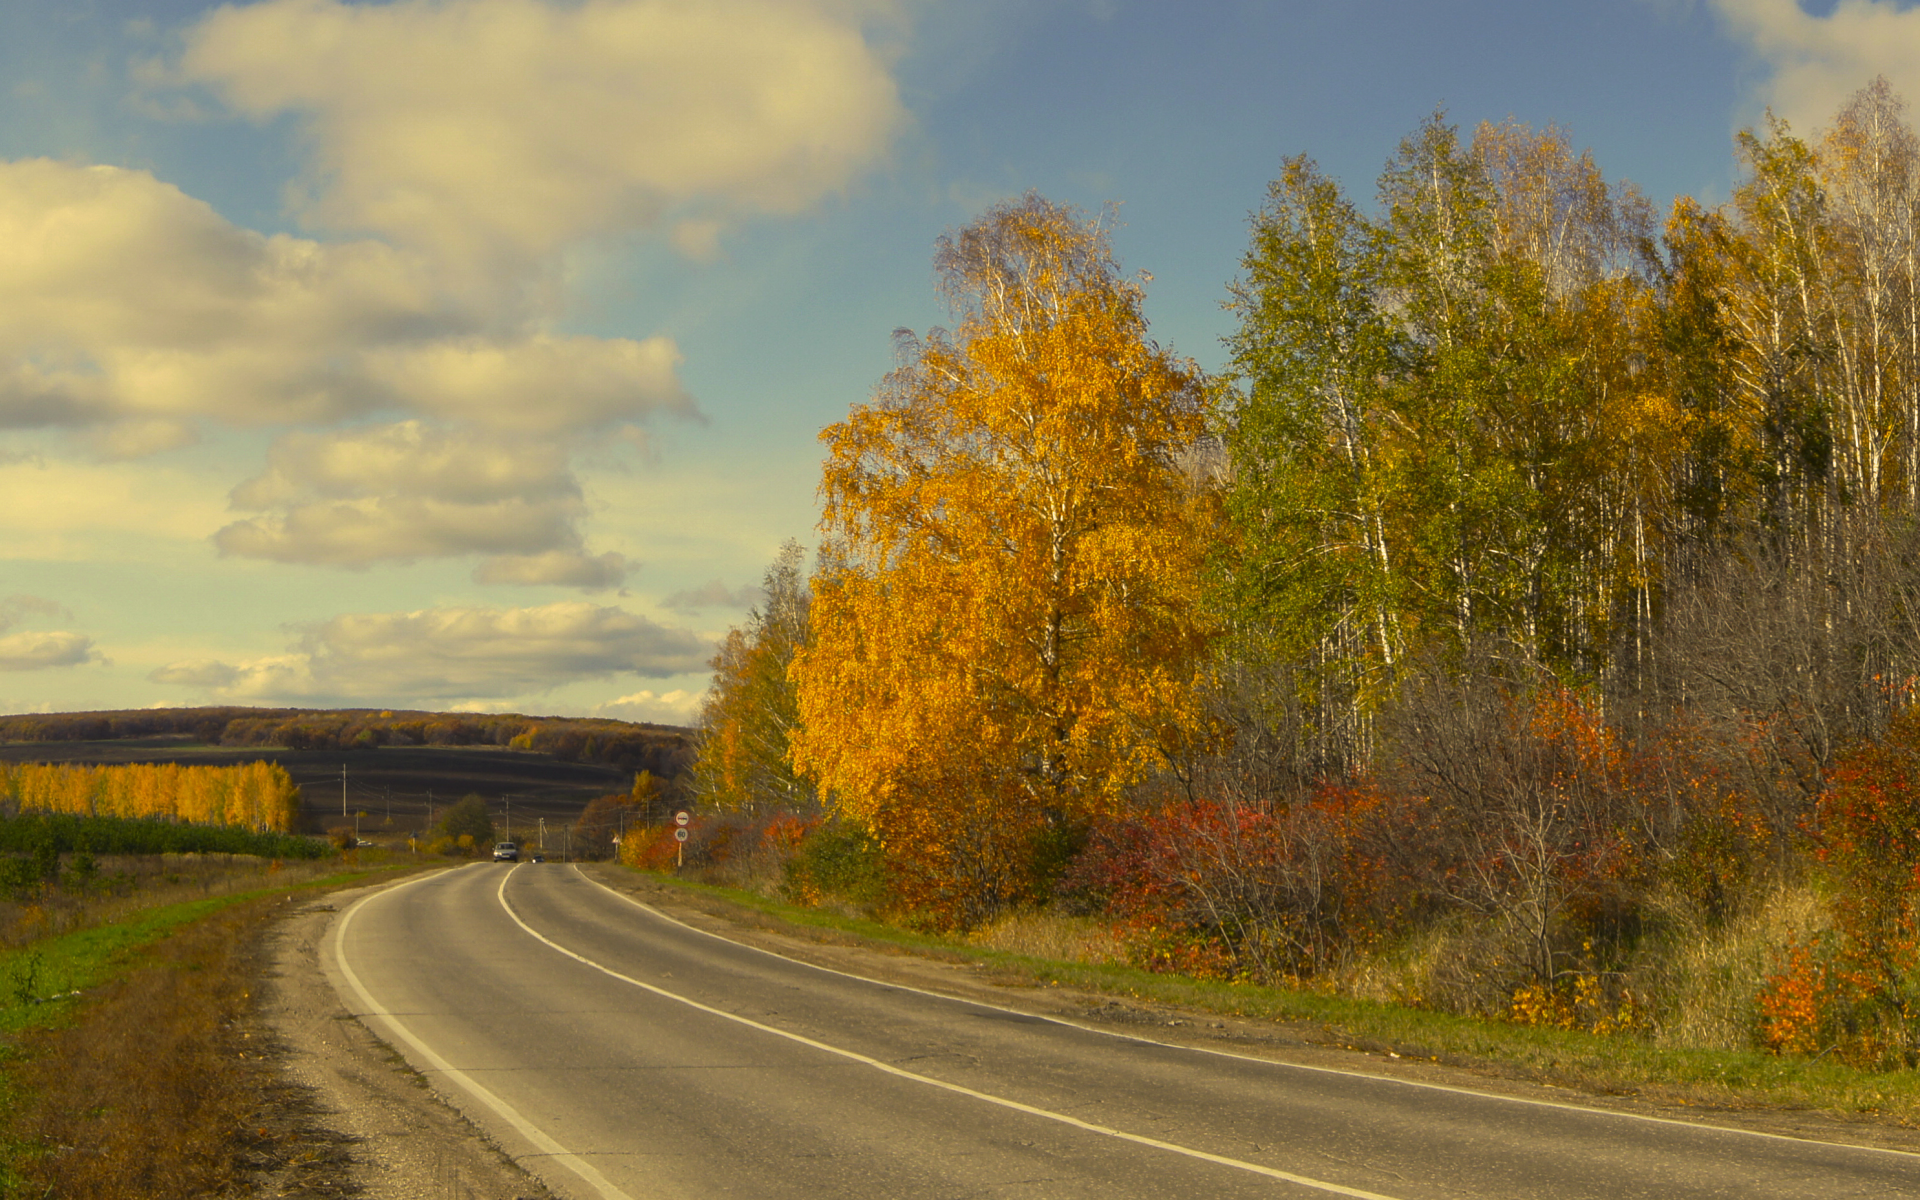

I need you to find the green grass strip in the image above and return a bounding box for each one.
[618,867,1920,1121]
[0,865,417,1038]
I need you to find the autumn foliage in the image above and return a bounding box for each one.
[0,761,301,832]
[662,83,1920,1063]
[1750,710,1920,1066]
[791,194,1217,926]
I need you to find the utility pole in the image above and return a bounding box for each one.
[504,794,512,840]
[341,764,347,818]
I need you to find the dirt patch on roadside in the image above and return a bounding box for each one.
[255,881,552,1200]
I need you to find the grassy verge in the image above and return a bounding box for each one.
[0,860,423,1198]
[0,865,385,1037]
[615,868,1920,1126]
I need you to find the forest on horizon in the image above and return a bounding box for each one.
[0,705,693,778]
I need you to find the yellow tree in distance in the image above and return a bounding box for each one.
[791,194,1218,926]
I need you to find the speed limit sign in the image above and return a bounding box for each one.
[674,810,690,827]
[673,827,689,842]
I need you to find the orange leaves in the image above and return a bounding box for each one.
[791,195,1218,926]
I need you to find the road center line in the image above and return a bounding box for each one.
[496,870,1404,1200]
[333,869,637,1200]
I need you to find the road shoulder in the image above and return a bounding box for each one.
[260,875,555,1200]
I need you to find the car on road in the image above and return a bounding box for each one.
[492,841,519,862]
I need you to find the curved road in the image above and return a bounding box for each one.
[325,864,1918,1199]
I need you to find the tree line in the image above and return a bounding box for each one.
[0,761,301,832]
[687,80,1920,1067]
[0,706,693,777]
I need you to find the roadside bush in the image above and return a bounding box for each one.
[620,811,827,900]
[781,818,882,909]
[437,796,495,848]
[0,813,324,860]
[1751,708,1920,1067]
[1065,781,1413,983]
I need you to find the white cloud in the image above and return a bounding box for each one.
[0,594,97,671]
[595,688,702,725]
[147,659,241,689]
[0,159,692,441]
[1714,0,1920,133]
[149,600,710,703]
[175,0,905,266]
[228,421,578,508]
[0,631,97,671]
[215,421,627,574]
[473,550,630,589]
[363,335,692,433]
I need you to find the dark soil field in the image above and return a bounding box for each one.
[0,737,639,841]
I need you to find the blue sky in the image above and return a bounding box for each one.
[0,0,1901,722]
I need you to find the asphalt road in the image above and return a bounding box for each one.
[326,864,1920,1200]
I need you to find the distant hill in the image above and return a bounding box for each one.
[0,707,694,778]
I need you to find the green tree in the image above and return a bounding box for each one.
[1219,154,1404,769]
[686,540,814,814]
[438,794,495,848]
[1226,115,1666,699]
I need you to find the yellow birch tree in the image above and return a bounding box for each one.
[790,194,1218,926]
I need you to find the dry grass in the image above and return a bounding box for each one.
[1639,882,1832,1051]
[0,893,354,1199]
[966,910,1129,965]
[0,853,345,954]
[0,853,402,1198]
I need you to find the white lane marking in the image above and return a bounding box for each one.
[499,872,1401,1199]
[572,868,1920,1164]
[333,866,637,1200]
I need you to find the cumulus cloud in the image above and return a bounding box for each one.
[0,159,692,442]
[149,600,710,704]
[147,659,241,689]
[215,421,625,576]
[0,0,905,594]
[0,631,96,671]
[662,579,763,611]
[175,0,905,264]
[1714,0,1920,132]
[0,595,97,671]
[473,550,630,589]
[594,688,702,725]
[363,335,692,433]
[0,595,66,623]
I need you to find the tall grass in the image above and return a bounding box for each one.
[0,857,415,1197]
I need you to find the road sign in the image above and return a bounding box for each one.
[674,810,690,827]
[673,827,689,842]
